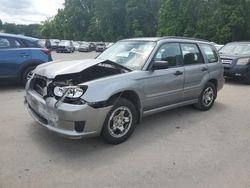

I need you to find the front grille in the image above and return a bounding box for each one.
[221,59,233,64]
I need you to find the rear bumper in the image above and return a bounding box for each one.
[25,89,112,139]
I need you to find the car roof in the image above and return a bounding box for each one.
[0,33,38,41]
[121,36,209,43]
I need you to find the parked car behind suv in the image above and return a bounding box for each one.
[56,40,74,53]
[95,42,106,52]
[219,41,250,84]
[0,33,52,85]
[25,37,224,144]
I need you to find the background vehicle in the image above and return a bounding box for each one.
[25,37,224,144]
[73,41,80,51]
[219,41,250,84]
[49,39,60,50]
[0,33,52,85]
[211,42,224,50]
[56,40,74,53]
[95,42,106,52]
[78,42,91,52]
[38,39,51,49]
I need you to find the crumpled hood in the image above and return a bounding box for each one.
[34,59,105,79]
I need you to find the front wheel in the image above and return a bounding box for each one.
[101,98,137,144]
[194,82,217,111]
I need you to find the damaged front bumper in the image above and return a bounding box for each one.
[25,89,112,139]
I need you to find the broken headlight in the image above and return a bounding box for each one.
[54,85,87,99]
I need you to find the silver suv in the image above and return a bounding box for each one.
[25,37,224,144]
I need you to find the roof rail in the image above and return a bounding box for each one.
[162,36,209,42]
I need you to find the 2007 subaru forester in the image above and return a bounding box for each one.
[25,37,224,144]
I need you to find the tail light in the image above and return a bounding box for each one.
[41,48,51,55]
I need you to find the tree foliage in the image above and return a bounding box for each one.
[40,0,161,41]
[1,0,250,43]
[158,0,250,43]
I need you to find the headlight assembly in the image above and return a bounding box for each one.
[237,58,250,65]
[54,85,87,99]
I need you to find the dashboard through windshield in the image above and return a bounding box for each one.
[96,41,156,70]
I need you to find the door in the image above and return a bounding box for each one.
[143,43,184,111]
[199,43,223,78]
[180,43,209,100]
[0,37,31,78]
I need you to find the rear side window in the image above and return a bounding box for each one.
[0,38,11,48]
[200,44,219,63]
[180,43,204,65]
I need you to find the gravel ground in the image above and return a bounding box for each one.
[0,51,249,188]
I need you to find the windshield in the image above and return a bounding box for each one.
[96,41,156,70]
[59,40,70,46]
[219,42,250,56]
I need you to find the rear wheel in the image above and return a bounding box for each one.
[194,82,217,111]
[101,98,137,144]
[21,66,36,86]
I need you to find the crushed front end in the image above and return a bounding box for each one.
[24,74,112,139]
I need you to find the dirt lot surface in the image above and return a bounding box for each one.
[0,52,249,188]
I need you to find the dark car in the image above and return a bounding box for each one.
[0,33,52,85]
[95,42,106,52]
[219,41,250,84]
[56,40,74,53]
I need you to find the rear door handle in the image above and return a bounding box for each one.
[174,71,183,76]
[202,67,208,72]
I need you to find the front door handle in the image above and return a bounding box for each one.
[202,67,208,72]
[174,71,183,76]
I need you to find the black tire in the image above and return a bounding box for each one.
[194,82,217,111]
[21,66,36,86]
[101,98,137,145]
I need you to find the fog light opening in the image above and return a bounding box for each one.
[75,121,85,133]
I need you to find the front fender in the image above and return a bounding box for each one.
[81,77,144,103]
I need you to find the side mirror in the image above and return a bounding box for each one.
[151,61,169,71]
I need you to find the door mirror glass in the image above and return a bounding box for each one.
[152,61,169,70]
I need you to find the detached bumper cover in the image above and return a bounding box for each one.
[25,90,112,139]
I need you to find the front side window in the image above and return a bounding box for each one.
[200,44,218,63]
[154,43,182,68]
[0,38,11,48]
[181,43,204,65]
[97,41,156,70]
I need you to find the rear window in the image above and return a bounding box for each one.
[200,44,219,63]
[180,43,204,65]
